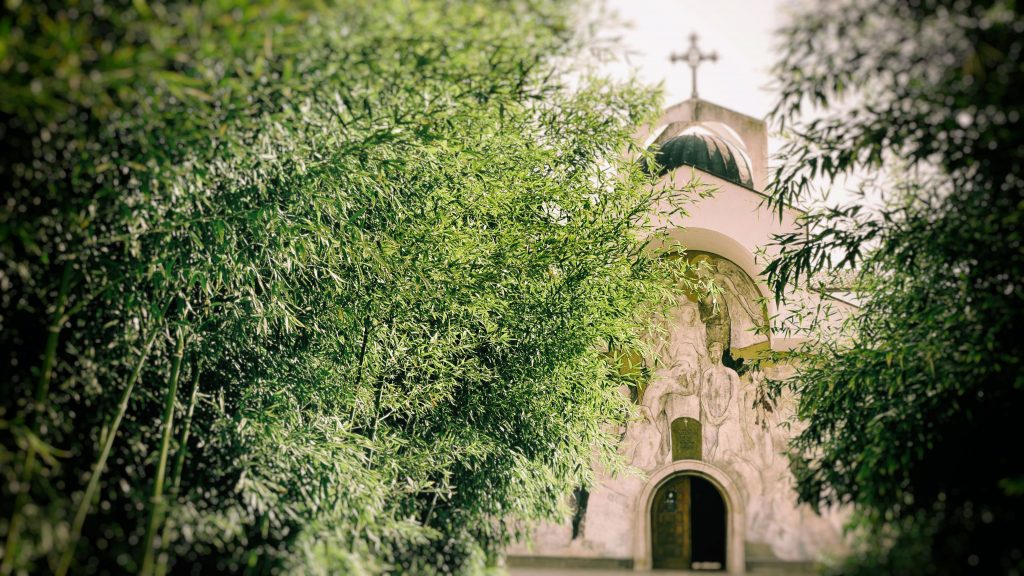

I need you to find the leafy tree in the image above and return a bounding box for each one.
[0,1,692,573]
[765,1,1023,574]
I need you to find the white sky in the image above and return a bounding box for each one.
[595,0,862,206]
[600,0,786,122]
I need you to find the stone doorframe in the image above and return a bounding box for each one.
[634,460,745,574]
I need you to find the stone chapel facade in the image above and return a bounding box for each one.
[507,98,855,573]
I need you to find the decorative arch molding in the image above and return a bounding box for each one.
[633,460,745,574]
[675,227,767,302]
[646,225,779,349]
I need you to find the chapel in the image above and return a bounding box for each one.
[507,78,855,573]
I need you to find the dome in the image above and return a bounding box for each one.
[650,132,753,188]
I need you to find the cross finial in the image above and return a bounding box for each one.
[669,33,718,99]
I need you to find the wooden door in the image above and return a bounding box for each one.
[651,475,691,569]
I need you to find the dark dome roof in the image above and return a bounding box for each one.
[651,132,753,188]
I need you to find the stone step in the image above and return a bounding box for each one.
[506,552,821,575]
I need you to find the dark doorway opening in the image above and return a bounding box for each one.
[651,474,727,570]
[690,475,727,568]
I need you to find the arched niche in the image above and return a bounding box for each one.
[645,225,780,354]
[634,460,745,573]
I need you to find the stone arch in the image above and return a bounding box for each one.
[672,228,768,307]
[646,225,776,353]
[634,460,745,573]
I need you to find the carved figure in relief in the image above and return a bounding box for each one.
[698,292,731,353]
[643,374,698,462]
[641,299,707,462]
[740,370,776,468]
[715,263,768,351]
[624,406,661,470]
[700,341,740,461]
[651,300,705,396]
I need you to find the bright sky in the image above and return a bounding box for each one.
[597,0,862,205]
[601,0,786,121]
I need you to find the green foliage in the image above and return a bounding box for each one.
[0,1,692,573]
[765,1,1024,574]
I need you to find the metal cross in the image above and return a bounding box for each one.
[670,33,718,99]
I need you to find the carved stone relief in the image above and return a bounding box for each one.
[631,254,844,560]
[691,253,769,353]
[508,254,848,563]
[700,340,741,461]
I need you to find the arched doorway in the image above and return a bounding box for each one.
[634,457,744,572]
[651,474,727,570]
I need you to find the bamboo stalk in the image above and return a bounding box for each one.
[169,358,201,496]
[139,329,186,575]
[55,327,160,576]
[2,263,73,575]
[153,358,202,576]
